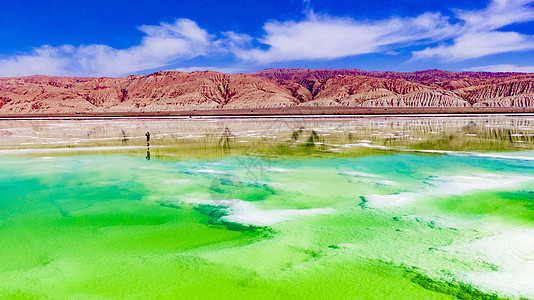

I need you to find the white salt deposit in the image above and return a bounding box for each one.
[222,202,336,226]
[364,193,417,208]
[163,179,191,184]
[265,167,294,172]
[469,153,534,161]
[179,198,335,226]
[340,171,381,178]
[441,228,534,299]
[193,169,226,174]
[364,174,534,208]
[0,145,164,155]
[375,180,397,186]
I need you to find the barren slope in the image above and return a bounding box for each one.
[1,68,533,114]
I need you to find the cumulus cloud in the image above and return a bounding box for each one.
[0,46,73,77]
[464,64,534,72]
[412,0,534,61]
[228,12,457,63]
[229,0,534,64]
[0,19,213,77]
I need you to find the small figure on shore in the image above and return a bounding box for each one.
[145,132,150,146]
[121,130,128,145]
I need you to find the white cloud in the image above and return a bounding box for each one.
[456,0,534,31]
[0,19,214,77]
[412,0,534,61]
[0,46,72,77]
[413,31,534,61]
[229,0,534,64]
[464,64,534,72]
[229,12,457,63]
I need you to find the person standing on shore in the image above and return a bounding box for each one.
[145,132,151,160]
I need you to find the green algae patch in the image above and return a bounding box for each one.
[406,271,503,300]
[424,191,534,225]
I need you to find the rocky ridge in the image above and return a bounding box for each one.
[0,68,533,114]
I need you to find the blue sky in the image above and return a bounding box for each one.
[0,0,533,77]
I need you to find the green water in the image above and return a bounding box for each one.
[1,117,534,299]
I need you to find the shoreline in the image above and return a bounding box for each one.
[1,107,534,119]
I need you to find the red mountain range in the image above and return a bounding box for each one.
[1,68,533,115]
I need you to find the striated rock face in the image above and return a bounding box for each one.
[0,68,533,114]
[0,71,298,114]
[363,90,470,107]
[253,69,534,109]
[460,76,534,107]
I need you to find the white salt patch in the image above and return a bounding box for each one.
[340,171,381,178]
[343,143,389,149]
[441,228,534,298]
[179,198,335,226]
[163,179,190,184]
[0,145,163,155]
[364,193,417,208]
[375,180,397,186]
[71,137,125,142]
[223,202,335,226]
[266,167,293,172]
[194,169,225,174]
[364,174,534,208]
[399,148,534,162]
[469,153,534,161]
[432,174,533,196]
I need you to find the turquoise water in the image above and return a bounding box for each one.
[1,117,534,299]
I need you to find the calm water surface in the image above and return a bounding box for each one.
[1,116,534,299]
